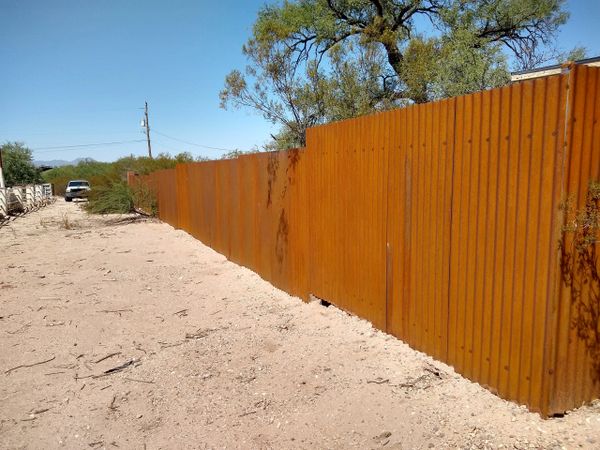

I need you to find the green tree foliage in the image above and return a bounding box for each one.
[1,142,42,186]
[221,150,247,160]
[558,46,587,64]
[220,0,569,147]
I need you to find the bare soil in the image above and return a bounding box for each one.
[1,200,599,450]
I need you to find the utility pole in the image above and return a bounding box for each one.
[144,101,153,159]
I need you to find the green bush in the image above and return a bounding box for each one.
[86,181,134,214]
[42,153,190,215]
[43,159,114,196]
[43,153,192,196]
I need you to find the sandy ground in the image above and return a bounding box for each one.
[1,200,600,450]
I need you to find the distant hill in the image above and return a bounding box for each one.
[34,157,95,168]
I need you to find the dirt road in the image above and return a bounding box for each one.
[1,200,599,449]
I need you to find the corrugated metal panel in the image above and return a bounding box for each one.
[385,99,455,364]
[306,114,388,331]
[132,66,600,415]
[154,150,308,300]
[447,75,571,414]
[551,64,600,413]
[154,169,178,227]
[176,164,190,231]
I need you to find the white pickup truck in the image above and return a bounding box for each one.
[64,180,91,202]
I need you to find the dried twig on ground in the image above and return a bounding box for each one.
[422,362,443,377]
[93,359,136,378]
[94,352,121,364]
[6,322,32,335]
[367,377,390,385]
[5,356,56,374]
[397,374,429,389]
[124,377,155,384]
[185,329,212,339]
[159,341,186,349]
[75,374,95,380]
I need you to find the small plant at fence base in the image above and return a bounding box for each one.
[560,180,600,382]
[131,182,158,216]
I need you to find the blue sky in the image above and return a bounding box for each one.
[1,0,599,162]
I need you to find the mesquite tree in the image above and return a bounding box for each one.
[220,0,569,147]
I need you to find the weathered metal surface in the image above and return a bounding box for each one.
[550,64,600,413]
[306,115,389,331]
[135,65,600,416]
[147,151,309,299]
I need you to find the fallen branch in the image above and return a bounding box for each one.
[97,309,132,314]
[133,207,153,217]
[5,356,56,374]
[173,309,188,317]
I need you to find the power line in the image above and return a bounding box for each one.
[4,107,144,117]
[152,130,240,152]
[32,139,146,153]
[152,137,184,153]
[0,130,141,137]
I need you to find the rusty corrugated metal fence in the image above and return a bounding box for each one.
[131,65,599,416]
